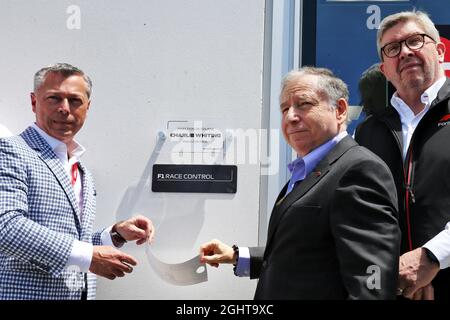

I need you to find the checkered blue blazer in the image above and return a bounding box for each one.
[0,126,103,300]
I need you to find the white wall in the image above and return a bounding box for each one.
[0,0,266,299]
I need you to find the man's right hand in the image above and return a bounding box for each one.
[89,246,137,280]
[199,239,236,267]
[398,247,440,299]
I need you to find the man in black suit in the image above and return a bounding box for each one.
[200,67,400,299]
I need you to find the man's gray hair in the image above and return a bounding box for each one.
[34,63,93,98]
[281,66,349,109]
[377,10,440,60]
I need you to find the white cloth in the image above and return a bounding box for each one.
[424,222,450,269]
[32,123,114,272]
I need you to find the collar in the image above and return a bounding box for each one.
[391,77,447,121]
[286,131,347,193]
[32,123,85,164]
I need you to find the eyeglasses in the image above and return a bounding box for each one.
[381,33,436,58]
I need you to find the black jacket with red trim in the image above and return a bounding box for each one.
[355,78,450,299]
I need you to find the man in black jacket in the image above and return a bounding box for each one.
[355,10,450,300]
[199,67,400,299]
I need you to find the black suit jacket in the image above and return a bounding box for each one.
[250,136,400,300]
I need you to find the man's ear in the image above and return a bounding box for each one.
[336,98,348,125]
[436,41,446,63]
[379,62,387,77]
[31,93,37,113]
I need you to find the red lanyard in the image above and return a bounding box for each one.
[71,162,78,186]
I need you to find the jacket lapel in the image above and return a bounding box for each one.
[265,136,358,250]
[378,78,450,152]
[77,161,94,237]
[266,166,329,246]
[21,127,82,229]
[431,78,450,107]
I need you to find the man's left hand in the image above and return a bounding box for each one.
[113,215,155,245]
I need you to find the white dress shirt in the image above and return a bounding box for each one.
[390,78,450,269]
[391,77,446,160]
[32,124,115,272]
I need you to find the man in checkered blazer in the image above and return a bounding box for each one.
[0,63,155,300]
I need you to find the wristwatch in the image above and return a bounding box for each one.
[424,247,440,267]
[110,226,127,248]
